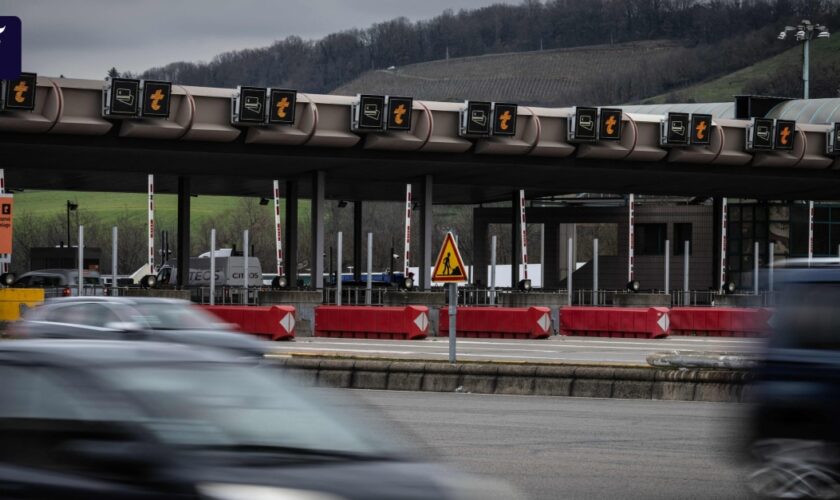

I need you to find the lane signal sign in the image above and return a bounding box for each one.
[104,77,141,117]
[353,94,386,131]
[232,86,268,125]
[141,80,172,118]
[1,72,36,111]
[748,117,774,151]
[268,89,297,125]
[827,122,840,155]
[568,106,598,142]
[598,108,623,141]
[492,103,517,136]
[691,114,712,146]
[775,119,796,151]
[432,232,468,283]
[386,96,413,131]
[460,100,492,137]
[661,112,690,146]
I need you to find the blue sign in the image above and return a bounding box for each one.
[0,16,22,79]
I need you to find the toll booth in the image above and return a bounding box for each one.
[29,247,101,272]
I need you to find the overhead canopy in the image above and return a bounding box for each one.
[1,77,840,202]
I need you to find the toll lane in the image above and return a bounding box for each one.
[269,335,763,365]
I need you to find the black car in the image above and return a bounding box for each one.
[9,297,268,357]
[746,261,840,498]
[0,340,514,499]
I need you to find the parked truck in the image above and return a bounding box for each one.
[155,256,262,288]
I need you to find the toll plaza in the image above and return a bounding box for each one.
[3,75,840,332]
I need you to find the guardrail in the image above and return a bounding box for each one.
[322,287,388,305]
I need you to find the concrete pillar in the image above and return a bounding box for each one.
[472,210,489,287]
[543,223,561,289]
[353,201,362,282]
[176,176,191,289]
[284,180,298,287]
[511,192,521,285]
[558,224,575,281]
[311,171,325,290]
[418,175,433,290]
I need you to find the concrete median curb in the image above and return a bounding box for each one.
[270,355,751,403]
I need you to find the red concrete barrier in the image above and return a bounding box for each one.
[669,307,772,337]
[204,305,296,341]
[560,306,670,339]
[314,305,429,340]
[437,306,552,339]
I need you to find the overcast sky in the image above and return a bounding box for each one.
[2,0,517,79]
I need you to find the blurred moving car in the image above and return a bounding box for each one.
[9,297,268,357]
[0,340,513,499]
[747,259,840,498]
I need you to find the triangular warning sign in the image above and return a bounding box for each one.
[432,232,468,283]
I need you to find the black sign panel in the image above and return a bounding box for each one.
[492,103,517,136]
[571,106,597,141]
[598,108,623,141]
[464,101,492,136]
[141,80,172,118]
[3,72,36,111]
[386,96,412,131]
[237,87,268,124]
[751,118,774,151]
[690,114,713,146]
[665,112,690,145]
[356,94,385,130]
[268,89,297,125]
[107,78,140,116]
[833,123,840,154]
[775,119,796,151]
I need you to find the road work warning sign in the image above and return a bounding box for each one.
[432,232,468,283]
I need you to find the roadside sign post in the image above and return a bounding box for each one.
[336,232,343,306]
[243,230,249,305]
[592,238,599,305]
[769,242,775,293]
[210,229,216,306]
[490,235,497,305]
[683,240,690,306]
[366,232,373,305]
[808,201,815,266]
[77,225,84,297]
[432,232,468,364]
[111,227,118,291]
[664,239,670,294]
[567,237,573,306]
[448,283,457,363]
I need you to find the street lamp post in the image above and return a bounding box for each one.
[66,200,78,247]
[778,20,831,99]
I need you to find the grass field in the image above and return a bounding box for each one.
[642,34,840,104]
[332,40,684,106]
[11,190,310,230]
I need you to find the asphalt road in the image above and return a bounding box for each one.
[271,335,764,365]
[345,390,753,500]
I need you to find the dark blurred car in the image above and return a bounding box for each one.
[747,259,840,498]
[0,340,513,499]
[9,297,268,357]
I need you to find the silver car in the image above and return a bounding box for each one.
[9,296,268,357]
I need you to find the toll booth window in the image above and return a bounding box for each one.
[635,223,666,255]
[673,223,692,255]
